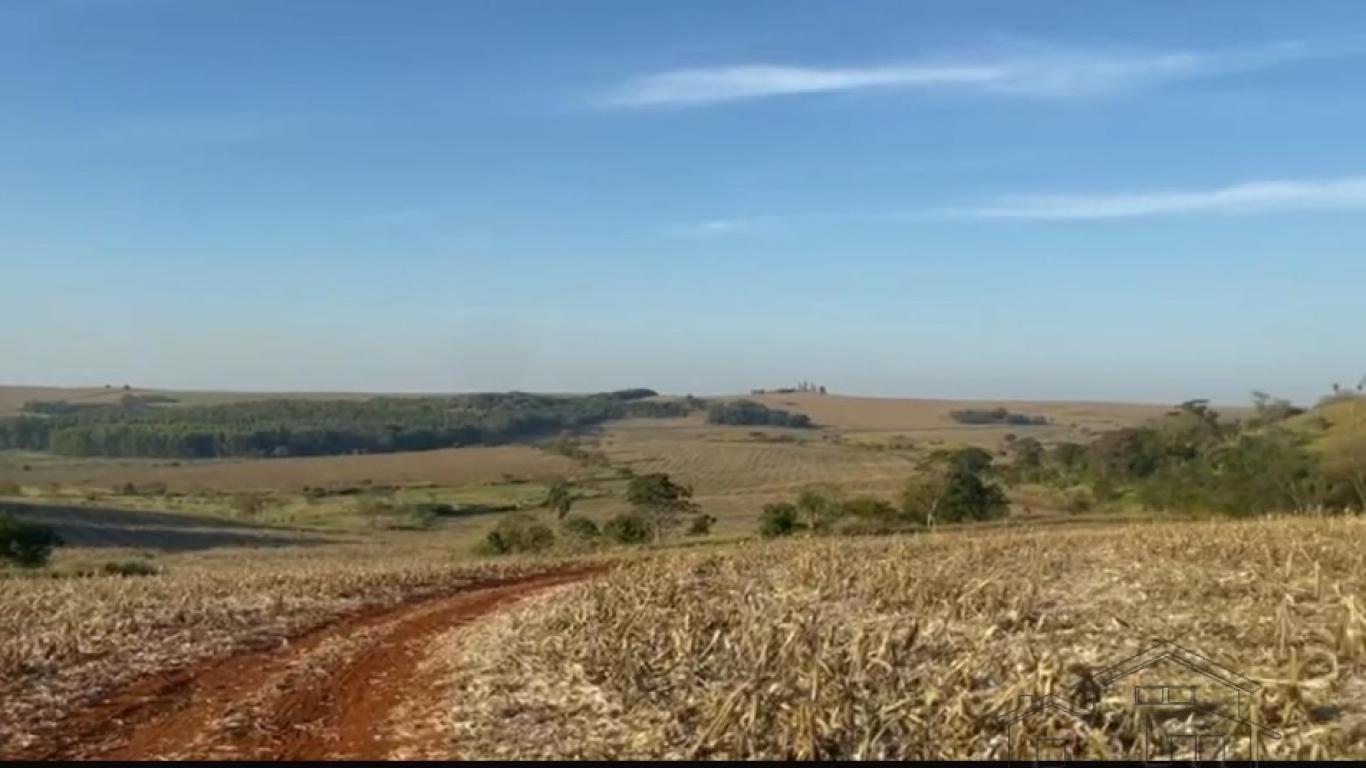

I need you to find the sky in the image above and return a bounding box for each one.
[3,0,1365,405]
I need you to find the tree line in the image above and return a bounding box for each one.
[707,400,813,428]
[0,389,699,460]
[1000,396,1365,515]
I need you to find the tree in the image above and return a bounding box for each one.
[0,515,62,568]
[1250,390,1303,427]
[795,484,843,532]
[1006,437,1044,481]
[625,473,697,542]
[900,464,952,528]
[544,477,574,519]
[1323,434,1366,511]
[900,449,1008,527]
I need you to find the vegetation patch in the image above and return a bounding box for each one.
[949,407,1049,426]
[425,517,1366,759]
[707,400,812,429]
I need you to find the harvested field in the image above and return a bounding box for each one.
[600,419,915,533]
[419,516,1366,760]
[0,546,595,757]
[0,445,579,492]
[750,392,1186,445]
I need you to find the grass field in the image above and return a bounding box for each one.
[0,445,581,493]
[415,516,1366,760]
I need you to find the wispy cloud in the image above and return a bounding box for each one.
[666,215,790,238]
[603,40,1357,107]
[952,176,1366,220]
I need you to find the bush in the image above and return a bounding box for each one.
[560,515,601,540]
[603,511,651,544]
[0,515,62,568]
[1063,486,1094,514]
[102,559,161,576]
[687,513,717,536]
[478,513,556,555]
[758,502,801,538]
[230,493,266,517]
[949,408,1047,426]
[795,485,844,532]
[840,496,898,522]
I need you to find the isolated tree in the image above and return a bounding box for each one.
[901,449,1008,527]
[544,477,574,519]
[625,473,697,542]
[1250,391,1302,427]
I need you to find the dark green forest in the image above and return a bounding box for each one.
[949,407,1048,426]
[707,400,813,428]
[0,389,696,459]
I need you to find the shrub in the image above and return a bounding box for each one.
[795,485,844,532]
[603,511,651,544]
[949,408,1048,426]
[687,513,717,536]
[758,502,801,538]
[1063,486,1094,514]
[840,496,898,522]
[560,515,601,540]
[0,481,22,496]
[0,515,62,568]
[102,559,161,577]
[544,478,574,519]
[478,513,556,555]
[230,493,266,517]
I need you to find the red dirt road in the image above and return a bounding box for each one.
[17,568,601,761]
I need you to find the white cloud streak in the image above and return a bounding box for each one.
[603,40,1355,107]
[953,176,1366,220]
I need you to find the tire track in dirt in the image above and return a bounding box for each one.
[18,566,604,761]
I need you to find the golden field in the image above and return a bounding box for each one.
[416,516,1366,760]
[0,445,580,493]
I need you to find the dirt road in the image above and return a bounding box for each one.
[17,567,601,760]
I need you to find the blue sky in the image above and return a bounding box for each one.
[4,0,1365,404]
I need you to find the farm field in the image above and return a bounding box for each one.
[0,445,580,493]
[3,389,1363,760]
[412,517,1366,760]
[750,391,1200,443]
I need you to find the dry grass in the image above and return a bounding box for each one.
[0,445,579,492]
[599,418,915,534]
[0,543,578,754]
[421,516,1366,759]
[750,392,1182,443]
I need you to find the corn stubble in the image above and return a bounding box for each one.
[0,554,560,754]
[433,517,1366,759]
